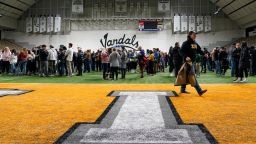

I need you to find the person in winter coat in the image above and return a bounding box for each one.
[233,43,241,82]
[120,47,128,79]
[179,31,207,96]
[219,47,229,76]
[235,41,250,83]
[76,48,84,76]
[109,48,121,80]
[172,42,183,77]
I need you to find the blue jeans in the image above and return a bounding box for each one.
[16,61,27,75]
[180,63,202,94]
[231,59,236,77]
[83,60,91,73]
[214,60,221,75]
[10,63,16,74]
[58,61,65,76]
[102,63,109,79]
[181,78,202,94]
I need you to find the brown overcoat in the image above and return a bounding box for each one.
[175,62,196,86]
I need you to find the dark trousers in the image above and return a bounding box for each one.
[96,61,102,72]
[201,61,207,73]
[121,68,126,79]
[48,60,56,75]
[58,61,65,76]
[174,62,182,77]
[77,62,83,76]
[234,61,240,78]
[102,63,109,79]
[111,67,118,80]
[39,61,48,76]
[239,67,248,78]
[83,59,91,73]
[1,61,10,74]
[148,61,154,74]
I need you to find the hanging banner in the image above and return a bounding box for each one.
[115,0,127,13]
[72,0,84,13]
[158,0,170,12]
[47,16,54,33]
[204,16,211,32]
[54,16,61,32]
[40,16,46,33]
[26,17,33,33]
[196,16,204,32]
[173,15,181,32]
[181,15,188,32]
[33,17,40,33]
[189,16,196,32]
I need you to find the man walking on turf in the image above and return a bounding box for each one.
[180,31,207,96]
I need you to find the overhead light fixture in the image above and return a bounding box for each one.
[214,8,221,15]
[0,14,2,17]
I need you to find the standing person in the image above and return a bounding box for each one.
[109,48,120,80]
[250,46,256,76]
[101,49,109,80]
[160,52,165,72]
[180,31,207,96]
[120,47,128,79]
[195,53,202,77]
[137,46,146,78]
[95,50,102,72]
[230,43,236,77]
[17,48,28,75]
[57,47,66,76]
[219,47,229,76]
[65,43,74,77]
[168,46,174,76]
[27,50,35,75]
[91,51,96,71]
[236,41,250,83]
[148,50,155,76]
[233,43,241,82]
[39,45,49,77]
[83,50,91,73]
[48,45,57,76]
[10,49,18,75]
[172,42,183,77]
[201,48,208,73]
[1,47,11,74]
[213,47,221,76]
[76,48,84,76]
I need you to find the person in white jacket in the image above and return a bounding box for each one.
[48,45,58,76]
[2,47,11,74]
[10,49,18,74]
[65,43,74,77]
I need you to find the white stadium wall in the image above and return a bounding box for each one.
[3,29,243,52]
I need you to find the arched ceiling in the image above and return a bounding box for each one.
[210,0,256,27]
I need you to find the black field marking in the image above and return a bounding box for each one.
[0,89,33,97]
[54,92,119,144]
[55,91,218,144]
[165,96,218,144]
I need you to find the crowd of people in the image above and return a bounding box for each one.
[169,41,256,82]
[0,43,169,80]
[0,40,255,83]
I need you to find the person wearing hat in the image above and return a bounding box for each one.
[180,31,207,96]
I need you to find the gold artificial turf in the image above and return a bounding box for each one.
[0,84,255,144]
